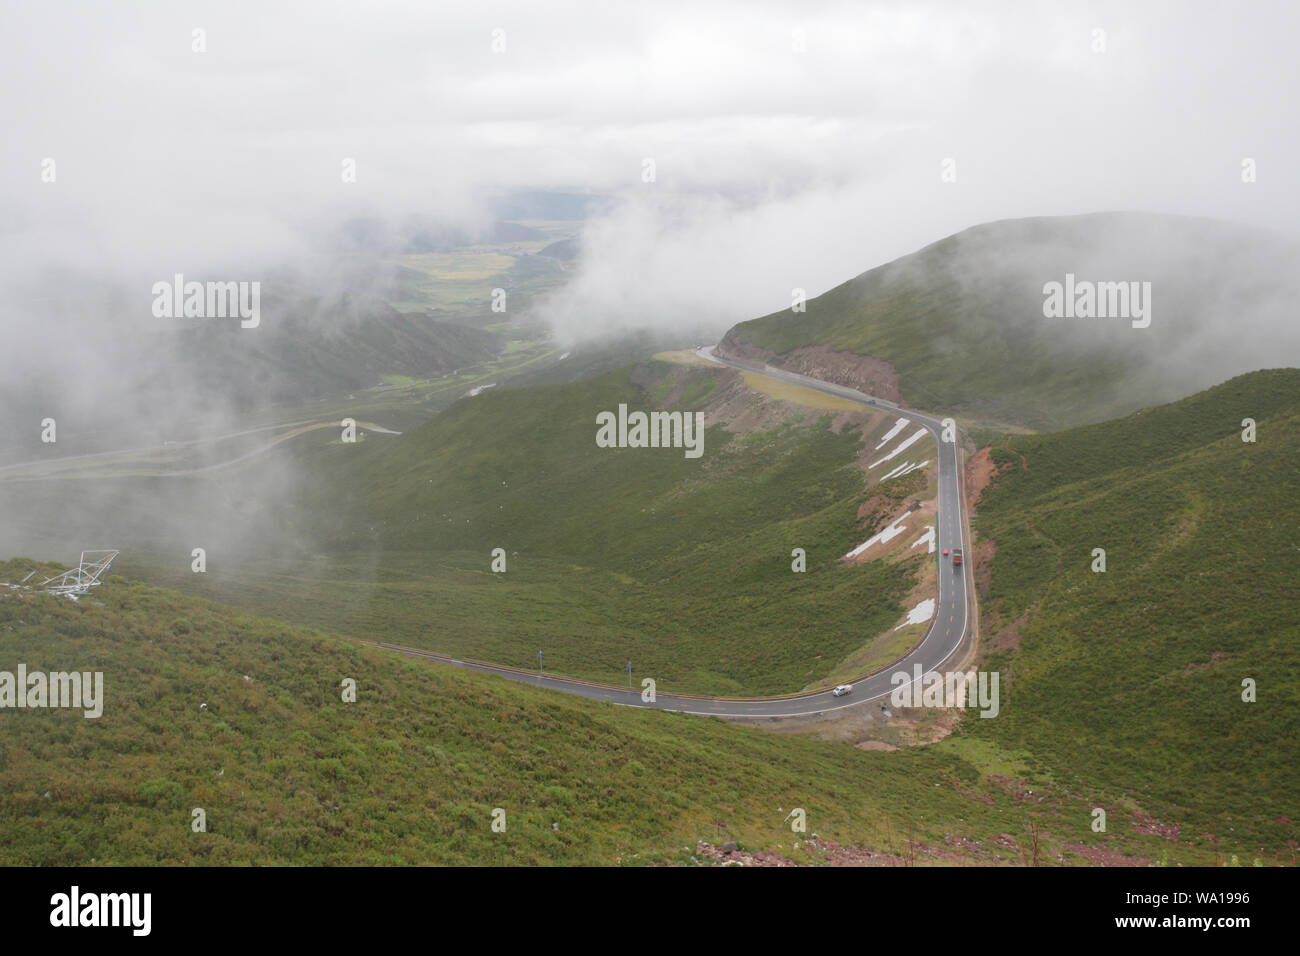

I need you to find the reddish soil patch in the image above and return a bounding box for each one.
[855,492,896,524]
[802,838,905,866]
[1130,813,1181,841]
[965,446,999,511]
[717,337,902,403]
[692,838,903,867]
[987,776,1047,804]
[971,538,997,601]
[986,604,1031,654]
[943,835,994,861]
[886,709,964,746]
[854,492,924,526]
[1064,843,1151,867]
[692,841,794,866]
[780,346,901,403]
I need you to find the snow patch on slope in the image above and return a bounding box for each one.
[910,525,935,554]
[869,428,927,469]
[895,598,936,630]
[880,459,929,482]
[844,516,909,559]
[874,418,909,450]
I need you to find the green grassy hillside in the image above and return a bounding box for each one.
[141,362,928,695]
[722,213,1300,429]
[964,368,1300,851]
[0,569,1249,866]
[3,370,1295,865]
[0,360,930,696]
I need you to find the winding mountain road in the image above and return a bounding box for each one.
[371,345,973,720]
[0,421,402,479]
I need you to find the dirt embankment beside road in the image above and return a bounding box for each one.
[716,335,902,403]
[964,445,1003,631]
[964,445,1000,511]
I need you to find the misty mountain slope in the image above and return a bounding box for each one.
[0,566,1253,866]
[720,213,1300,430]
[114,359,928,696]
[0,282,503,457]
[177,293,503,403]
[965,368,1300,848]
[6,356,933,695]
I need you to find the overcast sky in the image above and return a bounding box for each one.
[3,0,1297,337]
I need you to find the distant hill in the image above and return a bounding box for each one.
[0,285,502,457]
[721,213,1300,430]
[538,237,579,261]
[176,291,501,403]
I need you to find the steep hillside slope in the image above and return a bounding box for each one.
[120,360,932,695]
[964,368,1300,850]
[721,213,1300,430]
[0,356,934,696]
[3,371,1294,864]
[0,568,1253,866]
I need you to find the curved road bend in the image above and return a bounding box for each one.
[372,345,971,719]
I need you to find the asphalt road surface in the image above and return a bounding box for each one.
[371,345,971,719]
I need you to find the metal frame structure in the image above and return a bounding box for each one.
[36,550,120,597]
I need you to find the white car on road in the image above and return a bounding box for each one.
[832,684,853,697]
